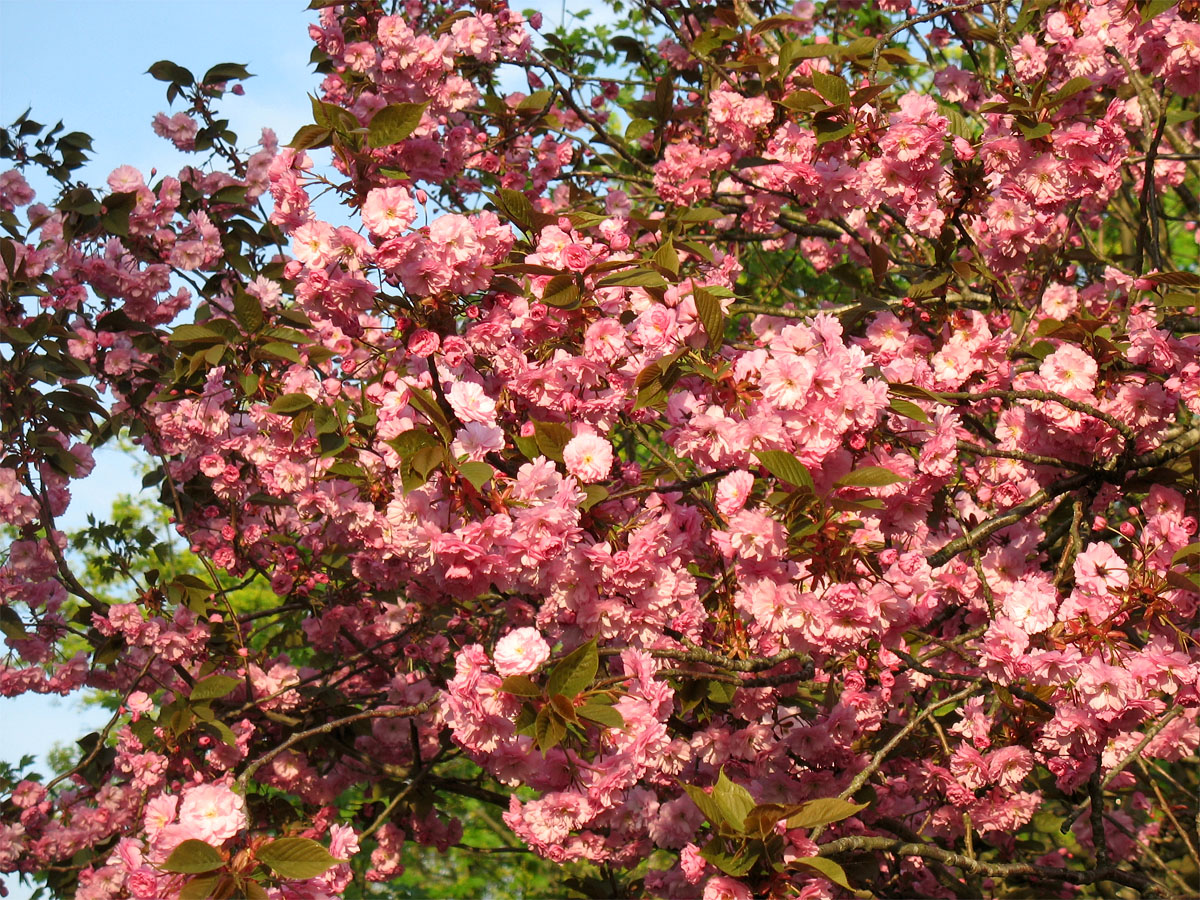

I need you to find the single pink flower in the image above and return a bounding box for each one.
[493,627,551,676]
[563,434,614,483]
[176,783,246,845]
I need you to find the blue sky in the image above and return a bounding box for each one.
[0,0,317,750]
[0,1,590,893]
[0,6,318,896]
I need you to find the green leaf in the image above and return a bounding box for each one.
[580,484,608,511]
[368,102,427,148]
[489,188,536,234]
[411,444,443,479]
[1140,0,1177,22]
[812,71,851,107]
[268,393,316,416]
[189,674,241,701]
[202,62,252,85]
[287,124,332,151]
[596,268,668,288]
[743,803,793,838]
[844,35,878,57]
[786,797,868,830]
[163,839,225,874]
[310,94,358,134]
[888,382,942,403]
[625,117,654,140]
[889,397,930,424]
[180,875,221,900]
[682,783,728,829]
[147,60,194,85]
[234,290,263,333]
[793,856,853,890]
[835,466,906,488]
[518,89,553,111]
[534,704,567,753]
[534,420,573,463]
[0,606,28,641]
[1046,76,1093,107]
[652,239,679,276]
[634,374,668,410]
[1171,542,1200,565]
[713,769,755,832]
[458,461,495,491]
[755,450,814,491]
[500,675,543,697]
[540,274,581,309]
[577,702,624,729]
[1165,570,1200,595]
[545,638,599,699]
[693,286,725,352]
[1145,271,1200,287]
[259,341,302,363]
[814,118,854,145]
[100,191,137,236]
[388,428,437,457]
[256,837,341,880]
[678,207,724,222]
[1017,120,1053,140]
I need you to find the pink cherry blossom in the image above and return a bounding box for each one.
[493,627,551,676]
[562,434,614,483]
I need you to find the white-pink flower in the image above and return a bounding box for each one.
[703,875,753,900]
[361,185,415,238]
[715,470,754,517]
[447,381,497,425]
[176,783,246,845]
[1040,344,1098,394]
[562,434,613,483]
[493,627,551,676]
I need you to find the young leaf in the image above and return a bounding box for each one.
[713,769,755,832]
[545,639,599,699]
[257,837,341,880]
[682,783,728,829]
[699,836,758,877]
[163,839,225,874]
[534,704,567,753]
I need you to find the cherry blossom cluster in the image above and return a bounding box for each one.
[2,0,1198,897]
